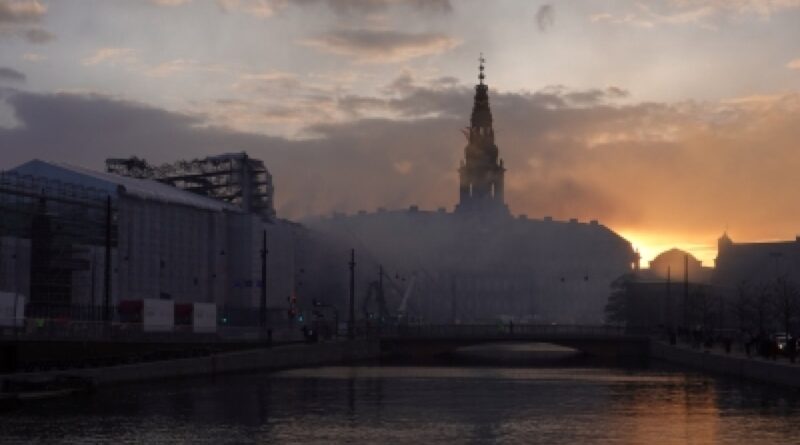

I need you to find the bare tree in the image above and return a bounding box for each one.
[605,273,635,326]
[772,276,799,340]
[690,287,715,340]
[754,283,771,336]
[733,281,754,335]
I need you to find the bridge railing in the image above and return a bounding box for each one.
[370,324,645,339]
[0,318,305,344]
[2,318,649,343]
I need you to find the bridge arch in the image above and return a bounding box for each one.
[376,325,650,358]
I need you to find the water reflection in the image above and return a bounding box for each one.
[2,355,800,444]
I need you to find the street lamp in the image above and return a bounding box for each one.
[12,238,20,335]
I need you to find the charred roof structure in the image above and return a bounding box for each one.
[106,152,275,220]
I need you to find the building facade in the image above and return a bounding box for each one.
[308,61,636,324]
[0,159,302,323]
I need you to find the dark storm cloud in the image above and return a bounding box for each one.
[0,26,53,43]
[535,4,554,32]
[562,86,630,106]
[0,87,621,221]
[301,29,460,62]
[0,91,287,168]
[354,76,631,118]
[0,67,25,82]
[20,26,52,43]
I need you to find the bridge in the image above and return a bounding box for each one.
[374,324,651,358]
[0,321,652,372]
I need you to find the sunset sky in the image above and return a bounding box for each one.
[2,0,800,266]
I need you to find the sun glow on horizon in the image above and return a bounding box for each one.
[615,228,717,268]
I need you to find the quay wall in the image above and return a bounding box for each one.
[650,341,800,387]
[1,339,379,387]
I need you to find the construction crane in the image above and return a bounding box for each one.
[362,265,417,324]
[362,265,391,323]
[395,275,416,320]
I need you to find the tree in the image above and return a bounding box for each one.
[753,283,771,336]
[732,281,754,335]
[772,276,799,338]
[605,273,635,325]
[688,286,715,336]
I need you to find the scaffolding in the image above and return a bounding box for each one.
[0,170,117,313]
[106,152,275,219]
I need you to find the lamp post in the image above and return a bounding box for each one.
[260,229,268,332]
[103,195,112,326]
[348,249,355,340]
[770,252,783,279]
[12,237,19,336]
[90,250,96,322]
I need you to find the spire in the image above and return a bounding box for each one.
[456,54,508,217]
[470,53,493,129]
[478,53,485,85]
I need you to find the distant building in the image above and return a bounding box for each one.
[614,236,800,331]
[713,232,800,289]
[642,248,712,284]
[616,249,713,329]
[0,159,300,323]
[308,60,636,324]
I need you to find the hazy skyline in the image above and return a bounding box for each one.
[2,0,800,265]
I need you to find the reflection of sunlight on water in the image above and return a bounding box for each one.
[273,364,728,443]
[624,376,720,445]
[3,363,800,444]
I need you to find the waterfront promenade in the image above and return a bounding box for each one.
[651,339,800,387]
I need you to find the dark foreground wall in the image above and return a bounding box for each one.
[0,340,380,388]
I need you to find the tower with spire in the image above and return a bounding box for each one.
[455,54,509,216]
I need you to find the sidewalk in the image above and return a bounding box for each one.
[673,340,800,366]
[650,339,800,387]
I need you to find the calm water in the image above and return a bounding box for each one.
[3,347,800,444]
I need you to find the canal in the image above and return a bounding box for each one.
[2,344,800,444]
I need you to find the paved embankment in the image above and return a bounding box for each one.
[0,339,380,387]
[650,340,800,387]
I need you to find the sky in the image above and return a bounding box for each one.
[2,0,800,266]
